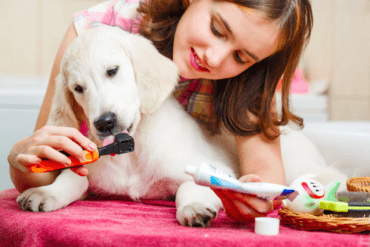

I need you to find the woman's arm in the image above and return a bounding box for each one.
[35,23,78,131]
[236,95,285,185]
[212,96,285,222]
[9,23,94,193]
[235,132,286,185]
[213,132,285,222]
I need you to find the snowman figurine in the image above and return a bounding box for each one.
[282,174,340,215]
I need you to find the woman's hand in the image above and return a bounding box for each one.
[212,174,275,222]
[8,126,97,176]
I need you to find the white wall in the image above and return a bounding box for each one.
[0,76,48,191]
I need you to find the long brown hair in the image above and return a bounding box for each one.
[137,0,313,139]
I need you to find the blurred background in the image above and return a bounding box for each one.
[0,0,369,191]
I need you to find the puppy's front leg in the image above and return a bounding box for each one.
[176,181,223,227]
[17,169,89,212]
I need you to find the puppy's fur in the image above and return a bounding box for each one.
[17,26,347,226]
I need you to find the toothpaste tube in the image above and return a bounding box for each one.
[185,162,298,201]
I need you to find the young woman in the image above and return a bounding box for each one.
[8,0,313,223]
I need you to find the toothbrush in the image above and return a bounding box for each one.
[29,133,134,173]
[319,200,370,213]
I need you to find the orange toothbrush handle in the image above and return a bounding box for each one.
[30,149,100,173]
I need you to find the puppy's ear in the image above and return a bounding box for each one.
[123,33,179,115]
[46,70,80,129]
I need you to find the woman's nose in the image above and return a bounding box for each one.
[204,45,230,68]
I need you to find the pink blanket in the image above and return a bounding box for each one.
[0,188,369,247]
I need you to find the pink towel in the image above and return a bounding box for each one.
[0,189,368,247]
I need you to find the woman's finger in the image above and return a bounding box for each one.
[34,135,87,163]
[237,174,273,213]
[233,199,267,221]
[234,193,273,214]
[239,174,261,183]
[229,191,270,220]
[40,126,97,152]
[16,154,42,166]
[29,145,72,167]
[70,166,88,176]
[212,189,241,220]
[14,154,38,172]
[213,189,265,222]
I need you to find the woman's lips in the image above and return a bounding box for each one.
[190,48,209,72]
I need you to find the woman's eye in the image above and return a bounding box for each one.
[234,51,247,65]
[107,66,119,77]
[211,20,224,39]
[74,85,84,93]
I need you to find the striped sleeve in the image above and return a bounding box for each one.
[73,0,141,36]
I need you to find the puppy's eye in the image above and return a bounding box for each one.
[107,66,119,77]
[74,85,84,93]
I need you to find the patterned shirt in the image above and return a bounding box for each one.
[74,0,214,124]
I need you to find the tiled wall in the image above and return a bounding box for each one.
[1,0,370,121]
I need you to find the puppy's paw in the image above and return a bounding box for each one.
[17,188,60,212]
[177,203,218,227]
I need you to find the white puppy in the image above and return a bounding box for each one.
[17,26,347,226]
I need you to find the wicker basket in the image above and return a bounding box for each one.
[278,207,370,234]
[278,177,370,234]
[347,177,370,193]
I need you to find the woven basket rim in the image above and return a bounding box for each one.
[347,177,370,192]
[278,207,370,234]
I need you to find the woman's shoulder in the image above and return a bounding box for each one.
[173,78,215,124]
[73,0,142,36]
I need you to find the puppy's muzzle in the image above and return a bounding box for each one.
[94,112,117,135]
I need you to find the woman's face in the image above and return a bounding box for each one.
[173,0,280,80]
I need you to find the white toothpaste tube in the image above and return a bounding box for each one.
[185,162,298,201]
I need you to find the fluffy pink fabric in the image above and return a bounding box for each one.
[0,189,368,247]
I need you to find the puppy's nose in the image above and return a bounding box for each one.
[94,112,117,133]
